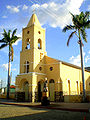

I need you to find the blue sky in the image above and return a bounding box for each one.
[0,0,90,87]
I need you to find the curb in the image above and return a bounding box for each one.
[0,102,89,113]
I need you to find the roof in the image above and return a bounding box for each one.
[27,14,41,27]
[45,56,90,73]
[85,67,90,72]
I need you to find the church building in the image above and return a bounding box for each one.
[15,13,90,102]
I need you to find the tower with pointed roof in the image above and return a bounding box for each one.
[21,13,46,74]
[16,13,47,102]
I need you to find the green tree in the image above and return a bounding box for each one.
[62,11,90,102]
[0,29,20,99]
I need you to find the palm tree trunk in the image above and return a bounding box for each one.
[7,45,10,99]
[78,29,86,102]
[79,40,86,102]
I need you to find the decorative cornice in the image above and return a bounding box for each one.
[17,72,46,76]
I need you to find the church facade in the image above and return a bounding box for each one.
[15,13,90,102]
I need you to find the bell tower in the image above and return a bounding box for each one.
[16,13,47,102]
[20,13,47,74]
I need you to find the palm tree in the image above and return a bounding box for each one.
[0,29,20,99]
[62,11,90,102]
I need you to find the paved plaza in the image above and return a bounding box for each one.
[0,104,90,120]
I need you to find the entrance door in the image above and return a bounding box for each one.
[38,81,44,102]
[49,79,55,101]
[24,82,29,101]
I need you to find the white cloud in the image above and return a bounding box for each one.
[32,4,40,9]
[88,5,90,10]
[69,56,74,61]
[2,63,8,71]
[88,50,90,54]
[30,0,84,28]
[1,63,12,71]
[22,5,28,10]
[13,39,21,46]
[12,68,17,71]
[2,16,7,18]
[11,80,15,85]
[69,52,85,66]
[69,54,81,66]
[0,25,4,30]
[85,50,90,63]
[6,5,20,13]
[69,50,90,66]
[41,3,48,8]
[85,56,90,63]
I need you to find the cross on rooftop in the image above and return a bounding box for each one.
[32,8,36,14]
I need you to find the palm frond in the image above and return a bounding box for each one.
[70,12,81,28]
[79,12,85,26]
[80,29,87,42]
[8,30,11,38]
[3,29,7,34]
[0,29,19,61]
[11,36,21,44]
[84,11,90,21]
[0,38,7,43]
[62,25,75,32]
[83,20,90,28]
[2,29,10,42]
[2,29,8,39]
[63,11,89,47]
[0,44,8,49]
[12,29,17,37]
[67,31,76,46]
[7,30,11,42]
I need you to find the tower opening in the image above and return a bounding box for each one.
[26,38,31,49]
[38,39,42,49]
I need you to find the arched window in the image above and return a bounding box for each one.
[76,81,79,95]
[68,80,71,95]
[24,61,29,73]
[38,39,42,49]
[50,67,53,71]
[39,67,42,71]
[49,79,55,83]
[38,31,41,34]
[25,38,30,49]
[49,79,55,101]
[27,31,30,34]
[80,82,83,94]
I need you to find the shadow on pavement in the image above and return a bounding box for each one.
[0,105,90,120]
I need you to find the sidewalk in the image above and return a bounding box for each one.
[0,98,90,113]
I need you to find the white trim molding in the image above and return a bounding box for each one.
[17,72,46,76]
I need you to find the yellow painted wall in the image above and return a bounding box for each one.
[60,62,90,96]
[45,56,61,91]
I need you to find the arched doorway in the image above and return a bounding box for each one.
[23,81,29,101]
[49,79,55,101]
[38,81,44,102]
